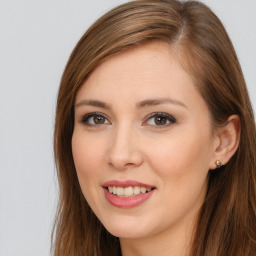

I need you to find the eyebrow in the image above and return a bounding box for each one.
[75,98,188,109]
[136,98,188,109]
[75,99,111,109]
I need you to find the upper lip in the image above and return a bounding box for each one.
[102,180,155,188]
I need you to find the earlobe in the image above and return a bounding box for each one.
[210,115,240,169]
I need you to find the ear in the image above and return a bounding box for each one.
[209,115,241,170]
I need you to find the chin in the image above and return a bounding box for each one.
[101,216,151,239]
[106,226,146,239]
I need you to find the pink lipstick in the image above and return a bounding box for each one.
[102,180,155,208]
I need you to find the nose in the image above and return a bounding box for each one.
[107,125,143,170]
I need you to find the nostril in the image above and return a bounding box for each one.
[107,152,143,170]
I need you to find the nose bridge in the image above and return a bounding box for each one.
[107,122,142,169]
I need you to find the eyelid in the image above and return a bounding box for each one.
[79,112,111,126]
[78,111,176,128]
[143,112,176,127]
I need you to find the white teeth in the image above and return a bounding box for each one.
[134,186,141,195]
[124,186,133,196]
[140,187,146,193]
[116,187,124,196]
[107,186,153,197]
[108,187,113,193]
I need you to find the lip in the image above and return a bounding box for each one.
[102,180,155,188]
[102,180,156,208]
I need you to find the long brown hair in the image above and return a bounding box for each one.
[52,1,256,255]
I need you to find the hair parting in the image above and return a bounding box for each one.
[52,1,256,255]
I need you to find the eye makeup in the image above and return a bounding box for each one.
[79,112,110,127]
[78,111,176,129]
[143,112,176,127]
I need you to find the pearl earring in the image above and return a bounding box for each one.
[215,160,223,168]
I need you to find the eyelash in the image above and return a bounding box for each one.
[143,112,176,127]
[80,112,110,127]
[79,112,176,127]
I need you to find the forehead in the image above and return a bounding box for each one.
[75,41,212,129]
[76,42,199,102]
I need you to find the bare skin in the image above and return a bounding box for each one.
[72,42,240,256]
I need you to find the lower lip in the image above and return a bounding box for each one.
[103,188,154,208]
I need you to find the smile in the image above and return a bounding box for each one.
[102,180,156,208]
[107,186,153,197]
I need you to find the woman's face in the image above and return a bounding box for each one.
[72,42,217,240]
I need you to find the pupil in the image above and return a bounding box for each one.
[155,116,166,125]
[94,116,105,124]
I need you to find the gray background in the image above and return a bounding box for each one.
[0,1,255,255]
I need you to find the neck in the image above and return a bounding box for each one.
[120,212,197,256]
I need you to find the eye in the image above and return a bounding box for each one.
[80,112,110,126]
[143,112,176,127]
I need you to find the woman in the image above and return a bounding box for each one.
[52,0,256,255]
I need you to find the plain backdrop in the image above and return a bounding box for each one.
[0,1,255,255]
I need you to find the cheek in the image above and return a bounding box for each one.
[72,132,105,172]
[147,131,212,178]
[71,133,105,200]
[145,133,212,222]
[72,137,110,224]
